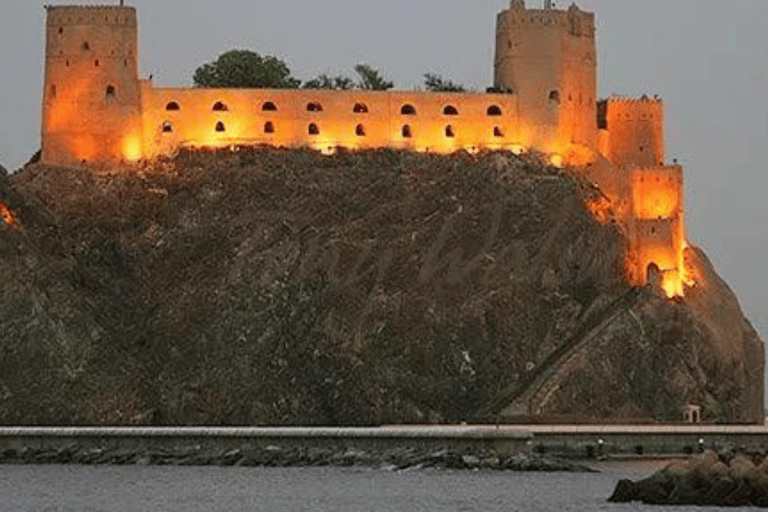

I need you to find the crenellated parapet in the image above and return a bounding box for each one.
[45,5,137,27]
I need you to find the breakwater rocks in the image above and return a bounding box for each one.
[0,443,593,472]
[608,450,768,507]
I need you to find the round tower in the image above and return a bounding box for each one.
[494,1,597,152]
[42,5,143,166]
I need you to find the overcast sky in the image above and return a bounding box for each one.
[1,0,767,392]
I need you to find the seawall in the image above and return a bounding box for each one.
[0,426,766,467]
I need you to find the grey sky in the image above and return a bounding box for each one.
[1,1,767,392]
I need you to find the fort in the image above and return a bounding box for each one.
[39,1,690,297]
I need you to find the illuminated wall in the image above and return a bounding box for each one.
[140,86,524,158]
[599,97,664,168]
[626,166,687,297]
[41,6,143,166]
[494,1,598,152]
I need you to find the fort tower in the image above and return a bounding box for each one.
[41,5,143,166]
[494,1,597,151]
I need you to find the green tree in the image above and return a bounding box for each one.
[423,73,466,92]
[354,64,394,91]
[303,74,355,90]
[193,50,301,89]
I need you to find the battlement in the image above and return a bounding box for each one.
[499,1,595,37]
[46,6,137,27]
[604,96,662,106]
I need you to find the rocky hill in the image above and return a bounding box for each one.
[0,148,763,425]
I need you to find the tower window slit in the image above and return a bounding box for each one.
[445,125,455,138]
[106,85,116,100]
[264,121,275,134]
[308,123,320,135]
[355,124,366,137]
[402,125,412,138]
[215,121,226,133]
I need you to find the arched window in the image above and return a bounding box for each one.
[353,103,368,114]
[401,104,417,115]
[215,121,226,133]
[355,124,366,137]
[493,126,504,138]
[262,102,277,111]
[445,125,455,138]
[264,121,275,134]
[105,85,116,101]
[162,121,173,133]
[165,101,180,111]
[548,90,560,104]
[307,102,323,112]
[308,123,320,135]
[487,105,502,116]
[402,125,412,138]
[212,101,229,112]
[443,105,459,115]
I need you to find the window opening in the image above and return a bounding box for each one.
[401,104,416,115]
[264,121,275,134]
[262,102,277,111]
[94,59,99,67]
[353,103,368,114]
[402,125,412,138]
[212,101,229,112]
[493,126,503,137]
[82,41,90,51]
[162,121,173,133]
[215,121,226,133]
[443,105,459,115]
[307,102,323,112]
[50,85,57,100]
[445,125,455,138]
[58,27,63,34]
[549,90,560,103]
[308,123,319,135]
[166,101,180,111]
[106,85,116,100]
[487,105,502,116]
[355,124,365,137]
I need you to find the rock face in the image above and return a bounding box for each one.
[0,148,763,425]
[609,450,768,507]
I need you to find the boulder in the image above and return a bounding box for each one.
[609,452,768,507]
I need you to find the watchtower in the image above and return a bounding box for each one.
[494,1,597,151]
[41,5,143,166]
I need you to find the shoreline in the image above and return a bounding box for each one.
[0,425,765,468]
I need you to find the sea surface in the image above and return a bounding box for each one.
[0,460,761,512]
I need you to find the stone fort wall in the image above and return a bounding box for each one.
[38,1,689,296]
[140,86,525,159]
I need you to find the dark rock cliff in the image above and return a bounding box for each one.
[0,148,762,425]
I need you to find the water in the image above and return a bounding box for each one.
[0,461,761,512]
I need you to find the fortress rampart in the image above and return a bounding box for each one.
[37,1,691,297]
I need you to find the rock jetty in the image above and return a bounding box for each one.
[609,450,768,507]
[0,443,593,471]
